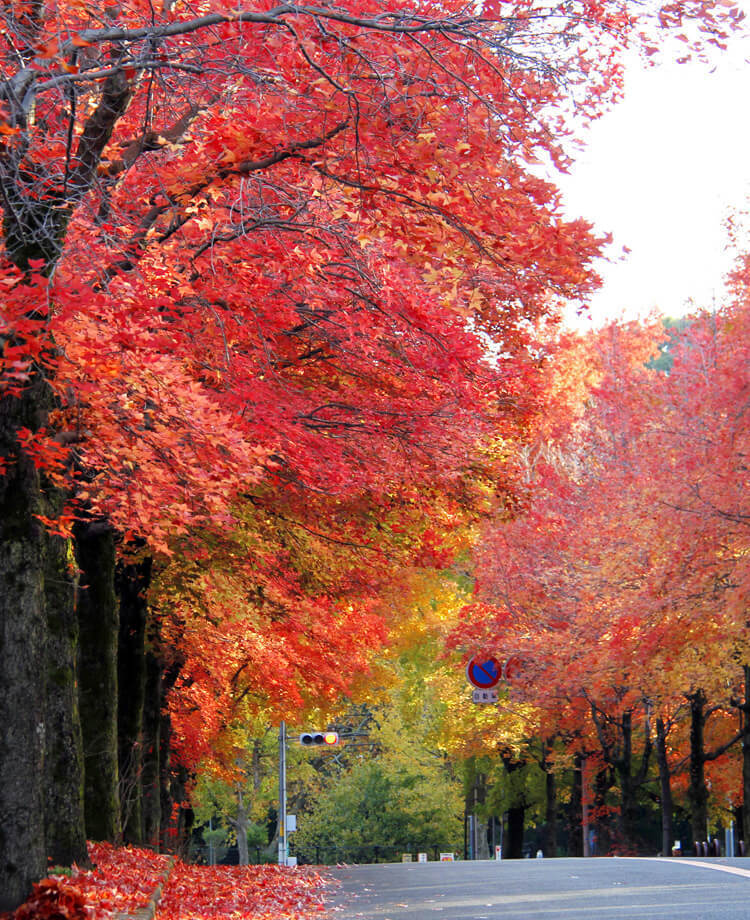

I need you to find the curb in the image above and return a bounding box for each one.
[114,856,175,920]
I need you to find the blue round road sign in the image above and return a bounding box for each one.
[466,656,501,689]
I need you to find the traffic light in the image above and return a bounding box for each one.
[299,731,339,746]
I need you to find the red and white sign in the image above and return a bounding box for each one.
[466,656,501,689]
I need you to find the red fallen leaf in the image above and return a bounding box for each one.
[37,39,59,58]
[156,862,335,920]
[4,842,173,920]
[7,878,92,920]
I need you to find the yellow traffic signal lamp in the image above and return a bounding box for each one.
[299,731,340,746]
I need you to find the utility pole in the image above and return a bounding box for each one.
[278,720,287,866]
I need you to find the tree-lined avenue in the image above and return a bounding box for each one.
[1,0,748,914]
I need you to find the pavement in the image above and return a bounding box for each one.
[327,856,750,920]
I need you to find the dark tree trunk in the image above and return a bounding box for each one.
[687,689,708,851]
[543,768,558,857]
[0,61,134,904]
[0,380,51,909]
[158,663,181,851]
[463,759,488,859]
[501,755,526,859]
[655,717,674,857]
[569,756,583,857]
[541,740,558,858]
[159,708,174,851]
[506,806,525,859]
[142,650,163,848]
[616,712,635,845]
[76,522,121,842]
[614,711,649,851]
[173,765,195,856]
[592,766,614,855]
[589,703,651,854]
[116,554,152,844]
[252,738,263,793]
[43,525,88,868]
[742,666,750,852]
[473,771,490,859]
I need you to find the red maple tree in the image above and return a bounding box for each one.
[0,0,743,906]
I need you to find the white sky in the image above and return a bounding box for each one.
[556,19,750,328]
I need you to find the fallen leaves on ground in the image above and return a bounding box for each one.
[3,841,169,919]
[157,861,332,920]
[3,844,334,920]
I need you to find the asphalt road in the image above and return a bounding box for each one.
[327,857,750,920]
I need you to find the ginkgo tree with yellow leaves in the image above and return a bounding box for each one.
[292,707,465,861]
[284,565,543,861]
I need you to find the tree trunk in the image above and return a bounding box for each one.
[0,60,133,901]
[541,740,558,858]
[76,522,121,842]
[687,689,708,851]
[236,786,250,865]
[142,650,163,848]
[569,756,583,857]
[506,806,525,859]
[474,772,490,859]
[742,666,750,853]
[614,710,648,852]
[116,554,152,844]
[159,707,174,851]
[590,708,650,854]
[501,755,526,859]
[173,765,195,856]
[655,717,674,857]
[617,711,634,846]
[543,768,558,857]
[252,738,264,793]
[43,526,88,868]
[733,806,743,856]
[0,380,51,909]
[158,662,182,851]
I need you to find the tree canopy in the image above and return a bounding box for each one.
[0,0,746,907]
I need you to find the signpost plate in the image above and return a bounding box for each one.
[472,689,498,704]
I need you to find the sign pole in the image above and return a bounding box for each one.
[278,720,287,866]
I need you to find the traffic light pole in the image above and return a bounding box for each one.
[278,720,287,866]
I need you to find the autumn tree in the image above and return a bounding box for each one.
[456,298,750,855]
[293,707,464,861]
[642,300,750,847]
[0,0,742,907]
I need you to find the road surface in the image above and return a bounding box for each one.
[327,857,750,920]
